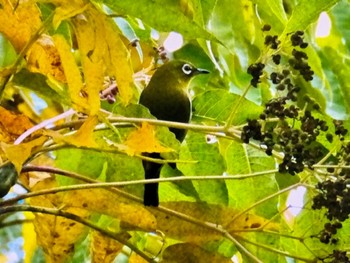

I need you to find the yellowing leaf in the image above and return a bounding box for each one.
[163,243,232,263]
[53,34,87,112]
[129,253,149,263]
[123,123,174,156]
[44,115,98,148]
[52,1,87,29]
[26,35,66,82]
[0,106,34,143]
[0,0,41,52]
[76,189,156,231]
[30,178,90,263]
[91,230,123,263]
[152,202,278,245]
[72,9,104,114]
[103,15,134,105]
[65,115,98,147]
[1,136,47,173]
[23,212,36,263]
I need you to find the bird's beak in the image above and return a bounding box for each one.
[194,68,210,75]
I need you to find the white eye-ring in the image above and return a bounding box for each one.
[182,64,193,75]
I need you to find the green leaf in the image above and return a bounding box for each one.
[11,69,70,105]
[103,0,218,42]
[193,89,263,125]
[282,0,340,35]
[253,0,288,33]
[219,139,278,218]
[178,132,228,205]
[0,35,16,67]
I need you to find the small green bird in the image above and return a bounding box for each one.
[139,60,209,206]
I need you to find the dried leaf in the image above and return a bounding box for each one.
[0,106,34,143]
[26,35,66,82]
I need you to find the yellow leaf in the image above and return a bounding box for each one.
[23,212,36,263]
[26,35,66,82]
[52,1,87,29]
[44,115,98,148]
[0,0,41,52]
[129,253,148,263]
[103,15,134,105]
[1,136,47,173]
[72,9,104,114]
[152,202,279,245]
[163,243,232,263]
[30,178,90,263]
[91,230,124,263]
[53,34,87,112]
[123,123,174,156]
[76,189,156,231]
[0,106,34,143]
[65,115,98,147]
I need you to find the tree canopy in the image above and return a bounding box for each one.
[1,0,350,262]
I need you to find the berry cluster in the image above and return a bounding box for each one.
[313,174,350,222]
[241,119,263,143]
[290,31,308,48]
[242,27,324,175]
[317,222,342,245]
[264,35,280,49]
[334,120,348,140]
[327,250,350,263]
[247,62,265,87]
[243,25,350,262]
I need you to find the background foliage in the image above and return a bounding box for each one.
[1,0,350,262]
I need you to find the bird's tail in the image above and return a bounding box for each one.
[143,153,162,206]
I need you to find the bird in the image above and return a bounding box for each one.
[139,60,209,206]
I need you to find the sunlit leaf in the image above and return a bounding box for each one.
[1,136,47,173]
[0,0,41,52]
[26,35,66,82]
[0,106,34,143]
[122,122,174,156]
[104,0,218,42]
[282,0,340,35]
[53,34,87,112]
[178,132,228,205]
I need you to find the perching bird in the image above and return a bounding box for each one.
[139,60,209,206]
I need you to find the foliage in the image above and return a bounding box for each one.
[1,0,350,262]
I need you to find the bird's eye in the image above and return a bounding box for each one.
[182,64,193,75]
